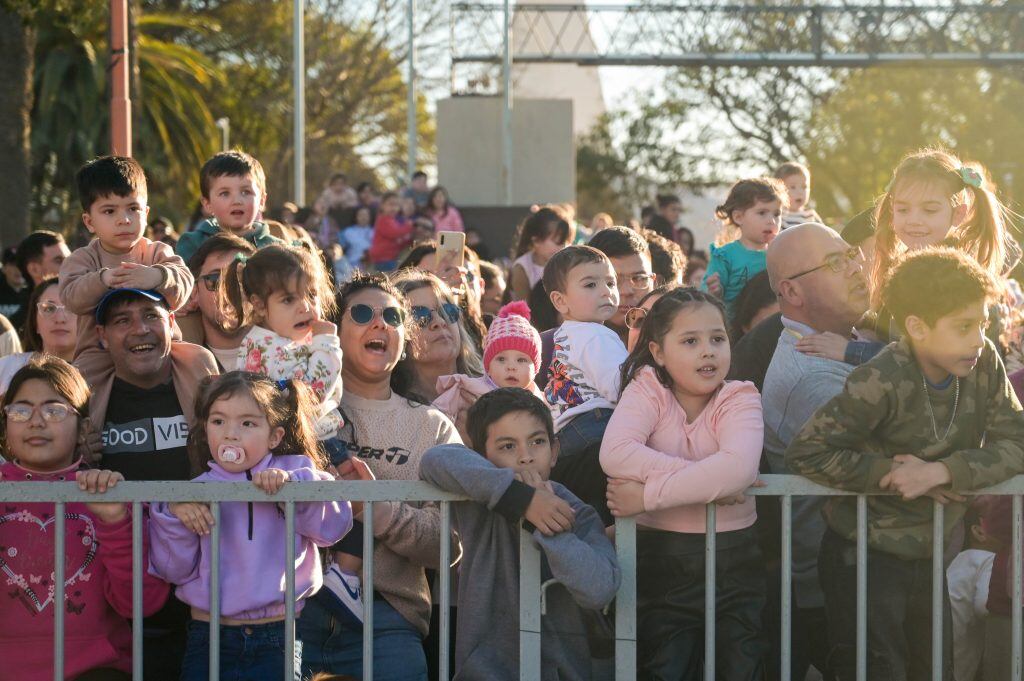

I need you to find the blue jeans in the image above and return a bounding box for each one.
[299,594,428,681]
[180,619,302,681]
[555,407,611,460]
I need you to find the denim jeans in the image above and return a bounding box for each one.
[556,407,611,460]
[299,594,428,681]
[818,529,952,681]
[180,619,302,681]
[636,525,768,681]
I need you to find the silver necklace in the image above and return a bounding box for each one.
[922,374,959,441]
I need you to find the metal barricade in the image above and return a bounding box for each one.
[1,474,1022,681]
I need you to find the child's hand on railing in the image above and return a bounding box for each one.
[76,470,128,524]
[525,488,575,536]
[879,454,956,501]
[252,468,290,494]
[169,502,215,535]
[606,478,646,517]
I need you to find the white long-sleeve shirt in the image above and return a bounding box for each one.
[544,320,627,431]
[947,548,994,681]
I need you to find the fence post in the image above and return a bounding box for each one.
[519,526,541,680]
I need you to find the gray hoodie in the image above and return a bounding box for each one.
[421,444,620,681]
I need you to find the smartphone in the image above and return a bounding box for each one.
[435,231,466,270]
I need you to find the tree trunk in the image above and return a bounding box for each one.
[128,0,141,146]
[0,6,34,247]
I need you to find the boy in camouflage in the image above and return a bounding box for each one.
[786,247,1024,681]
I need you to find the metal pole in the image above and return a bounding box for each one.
[502,0,513,205]
[407,0,417,182]
[110,0,132,156]
[216,118,230,151]
[293,0,305,204]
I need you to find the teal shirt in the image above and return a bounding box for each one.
[175,219,282,264]
[702,240,767,318]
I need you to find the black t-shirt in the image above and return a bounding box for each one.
[101,377,191,482]
[727,311,783,393]
[1,283,28,334]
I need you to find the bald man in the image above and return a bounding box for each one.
[760,222,874,681]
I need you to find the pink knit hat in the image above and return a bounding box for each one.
[483,301,542,372]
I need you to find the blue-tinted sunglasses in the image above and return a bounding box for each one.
[411,303,461,328]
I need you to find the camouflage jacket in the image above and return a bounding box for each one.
[785,336,1024,560]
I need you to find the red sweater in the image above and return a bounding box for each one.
[0,460,170,680]
[368,214,412,263]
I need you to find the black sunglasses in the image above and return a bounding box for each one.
[411,303,461,328]
[348,304,406,328]
[199,271,221,292]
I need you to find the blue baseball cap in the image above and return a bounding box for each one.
[95,288,168,325]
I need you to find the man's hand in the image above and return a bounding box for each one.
[77,470,128,523]
[524,488,575,536]
[606,478,646,517]
[879,455,955,501]
[252,468,290,494]
[104,262,163,290]
[796,332,849,362]
[169,502,215,535]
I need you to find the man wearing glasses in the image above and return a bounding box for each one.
[759,222,874,681]
[588,227,656,345]
[184,233,256,370]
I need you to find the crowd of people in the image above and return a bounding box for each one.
[0,146,1022,681]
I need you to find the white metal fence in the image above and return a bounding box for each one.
[2,474,1023,681]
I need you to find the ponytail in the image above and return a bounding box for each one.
[219,254,253,331]
[276,378,325,469]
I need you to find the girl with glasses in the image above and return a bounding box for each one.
[0,356,170,681]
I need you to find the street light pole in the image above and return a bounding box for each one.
[215,118,230,151]
[110,0,132,156]
[502,0,513,205]
[293,0,305,204]
[407,0,417,182]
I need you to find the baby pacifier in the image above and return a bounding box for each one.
[217,444,246,464]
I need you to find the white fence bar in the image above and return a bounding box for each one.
[53,502,65,681]
[614,517,637,681]
[363,501,375,681]
[1014,495,1022,681]
[856,495,867,681]
[704,503,716,681]
[439,501,452,681]
[209,501,220,680]
[519,525,542,680]
[931,500,944,681]
[285,501,297,680]
[780,495,793,681]
[131,501,143,681]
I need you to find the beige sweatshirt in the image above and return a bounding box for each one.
[337,390,461,636]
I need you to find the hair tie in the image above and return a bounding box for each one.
[234,253,248,263]
[959,167,983,190]
[275,379,291,395]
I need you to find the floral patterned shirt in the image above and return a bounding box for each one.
[237,325,344,438]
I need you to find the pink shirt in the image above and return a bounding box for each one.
[429,207,465,233]
[599,366,763,534]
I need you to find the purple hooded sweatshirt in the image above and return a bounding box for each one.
[148,454,351,620]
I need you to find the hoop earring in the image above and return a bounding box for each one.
[400,351,407,361]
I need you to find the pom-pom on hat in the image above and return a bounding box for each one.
[483,301,542,372]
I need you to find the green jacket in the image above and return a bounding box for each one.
[785,336,1024,560]
[175,218,282,264]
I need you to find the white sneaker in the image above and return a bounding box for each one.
[321,565,364,627]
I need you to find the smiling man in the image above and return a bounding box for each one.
[89,288,217,481]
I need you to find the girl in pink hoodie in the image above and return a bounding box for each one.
[0,356,169,681]
[599,287,767,679]
[148,372,351,681]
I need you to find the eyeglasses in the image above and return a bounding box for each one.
[411,303,461,328]
[624,306,648,329]
[620,273,655,291]
[198,271,221,292]
[36,302,68,316]
[348,304,406,328]
[4,402,78,423]
[783,246,864,281]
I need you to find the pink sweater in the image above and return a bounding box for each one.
[0,460,170,681]
[599,367,763,534]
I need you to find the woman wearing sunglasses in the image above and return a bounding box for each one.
[390,270,484,405]
[299,273,462,681]
[0,277,76,396]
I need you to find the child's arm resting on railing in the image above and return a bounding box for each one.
[784,364,893,492]
[533,491,620,610]
[75,471,171,618]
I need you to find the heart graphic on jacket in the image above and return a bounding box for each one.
[0,510,97,614]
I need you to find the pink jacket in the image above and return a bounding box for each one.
[428,207,465,233]
[599,367,763,534]
[0,460,170,681]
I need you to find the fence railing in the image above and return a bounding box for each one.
[2,473,1023,681]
